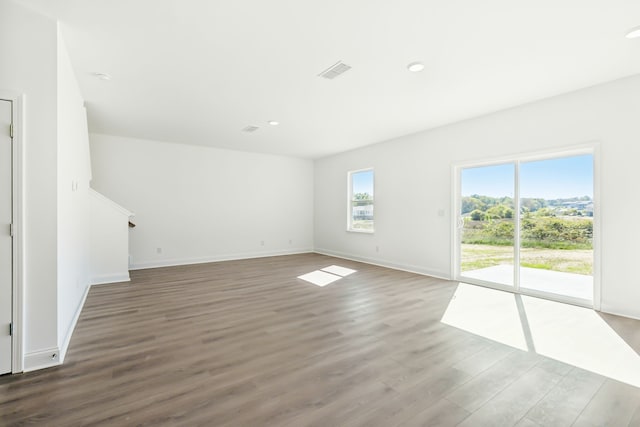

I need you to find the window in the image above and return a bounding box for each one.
[348,168,374,232]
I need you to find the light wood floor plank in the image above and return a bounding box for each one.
[1,253,639,426]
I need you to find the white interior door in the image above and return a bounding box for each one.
[0,99,12,374]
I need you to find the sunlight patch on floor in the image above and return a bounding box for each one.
[442,283,529,351]
[321,265,356,277]
[441,283,640,388]
[297,265,357,287]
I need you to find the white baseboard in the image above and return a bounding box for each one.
[25,284,90,372]
[313,248,450,281]
[58,284,92,364]
[91,273,131,285]
[24,347,61,372]
[599,305,640,321]
[130,248,313,270]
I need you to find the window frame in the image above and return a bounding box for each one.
[347,168,375,233]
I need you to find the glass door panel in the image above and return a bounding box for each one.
[519,155,594,302]
[459,163,515,287]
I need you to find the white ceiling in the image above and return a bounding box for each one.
[16,0,640,158]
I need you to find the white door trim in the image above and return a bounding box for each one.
[1,91,25,373]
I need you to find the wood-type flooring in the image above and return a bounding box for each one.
[1,253,639,426]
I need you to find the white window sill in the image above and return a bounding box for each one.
[346,228,375,234]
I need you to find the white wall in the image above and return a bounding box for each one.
[0,0,59,362]
[315,74,640,320]
[89,189,132,285]
[56,27,92,359]
[90,134,314,269]
[0,0,93,370]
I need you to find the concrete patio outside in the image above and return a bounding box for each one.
[462,264,593,301]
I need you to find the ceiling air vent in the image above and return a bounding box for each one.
[318,61,352,79]
[242,125,259,133]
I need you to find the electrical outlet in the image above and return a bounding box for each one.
[260,240,265,246]
[289,239,292,245]
[156,247,162,254]
[376,246,379,252]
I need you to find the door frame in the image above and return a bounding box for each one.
[451,143,601,311]
[1,91,25,373]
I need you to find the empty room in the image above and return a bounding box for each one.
[2,0,640,425]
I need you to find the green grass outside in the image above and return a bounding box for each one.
[351,220,374,230]
[462,237,592,250]
[461,244,593,275]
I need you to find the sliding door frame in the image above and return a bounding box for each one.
[451,143,601,310]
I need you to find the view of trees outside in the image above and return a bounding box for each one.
[461,194,593,274]
[461,155,593,278]
[350,170,374,230]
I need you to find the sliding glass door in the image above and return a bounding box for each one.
[456,151,594,306]
[518,155,594,300]
[459,163,515,287]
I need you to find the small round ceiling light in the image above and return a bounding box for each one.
[626,26,640,39]
[268,120,280,126]
[407,62,425,72]
[93,72,112,81]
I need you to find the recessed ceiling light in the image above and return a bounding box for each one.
[268,120,279,126]
[626,26,640,39]
[407,62,425,72]
[93,72,112,81]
